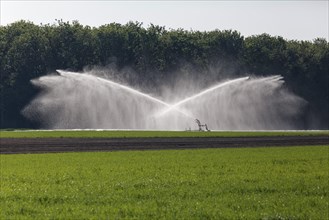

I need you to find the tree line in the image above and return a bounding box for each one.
[0,20,328,128]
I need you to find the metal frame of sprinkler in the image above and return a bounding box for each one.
[195,119,210,132]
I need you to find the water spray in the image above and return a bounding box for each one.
[57,70,194,119]
[155,76,249,117]
[22,70,304,130]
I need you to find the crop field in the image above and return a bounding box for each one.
[1,129,328,138]
[1,145,328,219]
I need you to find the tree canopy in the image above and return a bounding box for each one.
[0,20,328,129]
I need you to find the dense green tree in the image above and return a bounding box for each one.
[1,21,49,127]
[46,20,99,70]
[0,20,328,129]
[243,34,288,75]
[97,23,126,65]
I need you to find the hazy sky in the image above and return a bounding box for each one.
[1,1,328,41]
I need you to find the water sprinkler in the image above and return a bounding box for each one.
[195,119,210,132]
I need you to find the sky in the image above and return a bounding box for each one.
[0,0,328,41]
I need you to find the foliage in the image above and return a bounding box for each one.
[0,20,328,128]
[0,130,328,138]
[1,146,328,219]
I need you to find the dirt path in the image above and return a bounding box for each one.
[1,136,328,154]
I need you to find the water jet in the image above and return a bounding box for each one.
[22,70,305,130]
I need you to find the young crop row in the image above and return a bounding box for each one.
[1,146,328,219]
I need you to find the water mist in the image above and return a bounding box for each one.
[22,70,305,130]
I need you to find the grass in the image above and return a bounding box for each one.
[1,146,328,219]
[1,129,328,138]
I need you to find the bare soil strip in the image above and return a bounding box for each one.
[0,136,328,154]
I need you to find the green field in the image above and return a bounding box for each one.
[1,146,328,219]
[1,130,328,138]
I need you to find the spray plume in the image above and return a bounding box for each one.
[22,70,305,130]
